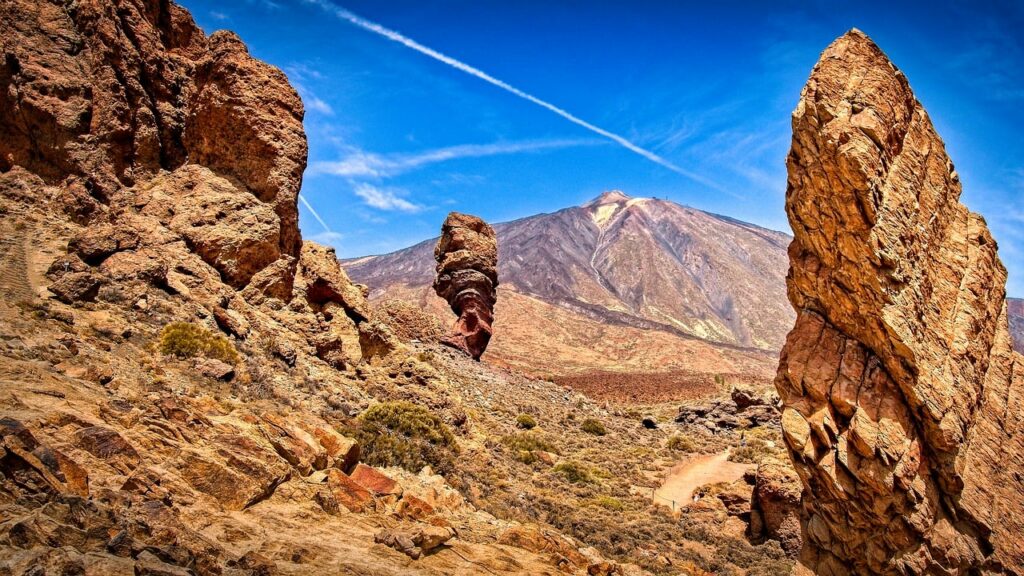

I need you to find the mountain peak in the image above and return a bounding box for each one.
[584,190,631,207]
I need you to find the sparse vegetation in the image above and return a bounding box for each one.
[729,437,771,464]
[352,401,459,475]
[667,433,697,452]
[553,461,592,484]
[515,413,537,429]
[588,495,624,511]
[580,417,607,436]
[502,431,556,464]
[158,322,239,364]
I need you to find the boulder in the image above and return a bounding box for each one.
[349,464,402,497]
[174,434,290,511]
[374,524,455,559]
[777,29,1024,573]
[296,241,370,320]
[748,459,801,555]
[433,213,498,360]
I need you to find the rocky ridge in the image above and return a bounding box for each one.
[776,29,1024,574]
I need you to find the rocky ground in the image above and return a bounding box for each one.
[0,3,803,574]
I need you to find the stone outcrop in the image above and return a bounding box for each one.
[0,0,306,288]
[777,29,1024,574]
[748,460,802,555]
[433,213,498,360]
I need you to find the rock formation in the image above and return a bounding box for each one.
[776,29,1024,574]
[1009,297,1023,354]
[433,212,498,360]
[0,0,306,287]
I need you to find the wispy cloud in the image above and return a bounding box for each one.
[284,63,334,116]
[353,183,422,212]
[311,138,598,178]
[209,11,229,21]
[303,0,730,194]
[309,230,346,246]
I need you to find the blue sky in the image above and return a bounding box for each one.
[182,0,1024,296]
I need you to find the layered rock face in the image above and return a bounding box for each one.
[433,213,498,360]
[0,0,306,285]
[777,30,1024,574]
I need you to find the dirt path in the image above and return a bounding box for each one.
[653,450,754,510]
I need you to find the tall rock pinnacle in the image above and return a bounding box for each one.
[777,29,1024,574]
[433,212,498,360]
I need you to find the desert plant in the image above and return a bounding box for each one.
[352,401,459,475]
[553,461,592,484]
[729,437,770,464]
[158,322,239,364]
[515,413,537,430]
[588,495,624,511]
[501,431,556,464]
[580,418,607,436]
[667,433,696,452]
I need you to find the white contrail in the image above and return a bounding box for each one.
[305,0,730,195]
[299,193,332,231]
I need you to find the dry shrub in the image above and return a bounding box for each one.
[159,322,239,364]
[553,461,592,484]
[667,433,697,452]
[352,401,459,475]
[580,418,607,436]
[515,413,537,429]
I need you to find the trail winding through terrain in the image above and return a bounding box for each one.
[653,450,753,509]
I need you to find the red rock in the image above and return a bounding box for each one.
[316,469,374,514]
[349,463,402,497]
[433,213,498,360]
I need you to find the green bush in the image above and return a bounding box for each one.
[159,322,239,364]
[502,432,556,464]
[553,461,592,484]
[353,401,459,475]
[580,418,607,436]
[667,433,696,452]
[516,413,537,430]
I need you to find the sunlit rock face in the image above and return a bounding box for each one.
[777,29,1024,575]
[433,212,498,360]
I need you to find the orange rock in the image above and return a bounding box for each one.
[316,469,374,514]
[777,28,1024,574]
[349,463,403,497]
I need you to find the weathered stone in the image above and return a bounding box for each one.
[776,29,1024,574]
[349,463,402,497]
[297,242,370,320]
[175,434,290,511]
[433,213,498,360]
[748,459,801,555]
[315,468,374,514]
[73,426,140,472]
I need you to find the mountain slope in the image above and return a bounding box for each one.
[1011,297,1023,354]
[343,192,793,380]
